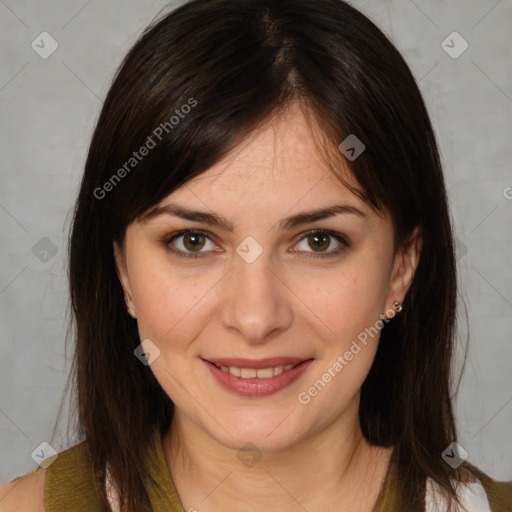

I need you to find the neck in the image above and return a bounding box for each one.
[162,396,392,512]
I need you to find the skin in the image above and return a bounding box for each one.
[113,102,422,512]
[0,102,421,512]
[0,469,45,511]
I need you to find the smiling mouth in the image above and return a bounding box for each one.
[202,357,314,397]
[204,359,312,379]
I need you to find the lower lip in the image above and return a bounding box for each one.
[203,359,314,397]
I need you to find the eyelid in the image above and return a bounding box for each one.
[162,229,216,259]
[291,229,350,258]
[162,228,350,259]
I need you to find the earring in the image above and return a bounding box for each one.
[393,300,403,313]
[128,307,137,318]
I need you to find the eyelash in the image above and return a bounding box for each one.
[161,229,350,260]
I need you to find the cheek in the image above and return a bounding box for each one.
[293,270,388,415]
[129,262,218,348]
[293,258,390,346]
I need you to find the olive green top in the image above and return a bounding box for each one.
[44,430,512,511]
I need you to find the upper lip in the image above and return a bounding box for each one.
[203,357,313,369]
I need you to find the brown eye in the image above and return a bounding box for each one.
[307,233,331,252]
[294,230,349,259]
[182,232,206,251]
[164,230,216,258]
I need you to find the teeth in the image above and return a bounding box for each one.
[228,366,241,377]
[256,367,273,378]
[216,362,300,379]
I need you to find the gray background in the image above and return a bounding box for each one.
[1,0,511,483]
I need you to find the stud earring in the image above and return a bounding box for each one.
[128,307,137,318]
[393,300,403,313]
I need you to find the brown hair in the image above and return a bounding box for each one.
[66,0,478,510]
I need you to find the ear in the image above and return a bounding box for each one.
[385,226,422,311]
[113,240,132,298]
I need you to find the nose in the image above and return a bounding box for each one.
[218,250,293,345]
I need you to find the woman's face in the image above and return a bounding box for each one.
[114,103,420,452]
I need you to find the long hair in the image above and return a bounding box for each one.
[68,1,474,510]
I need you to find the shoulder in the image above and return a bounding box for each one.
[0,468,46,512]
[480,475,512,512]
[44,440,105,511]
[426,470,512,512]
[1,440,103,512]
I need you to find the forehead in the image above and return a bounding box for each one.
[175,103,362,208]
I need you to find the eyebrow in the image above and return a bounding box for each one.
[142,202,367,231]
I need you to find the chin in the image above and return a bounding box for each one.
[204,409,311,454]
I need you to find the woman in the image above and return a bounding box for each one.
[1,0,510,510]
